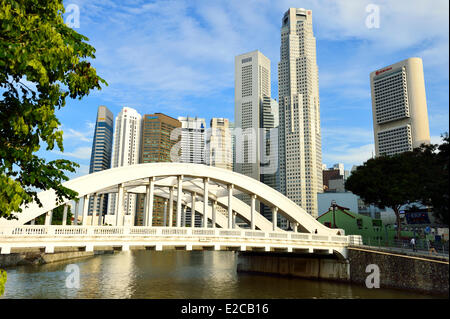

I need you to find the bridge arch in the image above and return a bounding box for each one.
[2,163,338,236]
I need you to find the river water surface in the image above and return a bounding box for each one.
[1,250,444,299]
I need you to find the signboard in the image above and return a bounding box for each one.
[375,67,392,76]
[405,211,431,224]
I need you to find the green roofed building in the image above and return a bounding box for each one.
[317,203,415,246]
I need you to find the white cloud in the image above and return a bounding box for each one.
[322,127,374,144]
[63,128,92,142]
[323,143,375,169]
[56,0,447,171]
[68,0,448,105]
[52,146,92,160]
[431,135,446,145]
[66,164,90,180]
[321,126,375,168]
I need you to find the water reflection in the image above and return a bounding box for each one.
[1,250,442,299]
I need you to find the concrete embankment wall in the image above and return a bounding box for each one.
[347,247,449,294]
[237,249,449,294]
[0,247,114,268]
[237,252,350,281]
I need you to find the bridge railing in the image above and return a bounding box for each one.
[0,225,350,245]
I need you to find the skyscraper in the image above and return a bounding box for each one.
[261,96,279,189]
[235,50,281,224]
[88,106,114,218]
[229,121,236,171]
[178,116,206,164]
[260,96,280,222]
[278,8,323,218]
[370,57,431,156]
[136,113,181,226]
[208,118,233,171]
[106,107,142,225]
[234,50,271,183]
[178,116,207,227]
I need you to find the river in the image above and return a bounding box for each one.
[0,250,443,299]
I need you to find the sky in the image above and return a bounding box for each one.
[40,0,449,179]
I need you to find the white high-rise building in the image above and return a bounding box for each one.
[107,107,142,224]
[370,57,431,156]
[234,50,271,182]
[208,118,233,171]
[178,116,206,164]
[278,8,323,218]
[332,163,345,176]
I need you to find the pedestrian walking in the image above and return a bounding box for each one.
[428,240,437,255]
[410,237,416,252]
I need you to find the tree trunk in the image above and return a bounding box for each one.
[393,206,402,240]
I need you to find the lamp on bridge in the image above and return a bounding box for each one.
[331,200,337,229]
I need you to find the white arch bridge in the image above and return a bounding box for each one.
[0,163,362,257]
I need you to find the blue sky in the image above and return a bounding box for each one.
[41,0,449,178]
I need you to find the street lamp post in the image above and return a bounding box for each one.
[331,200,337,228]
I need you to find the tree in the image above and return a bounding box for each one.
[346,134,450,238]
[0,1,106,219]
[414,133,449,225]
[345,153,423,239]
[0,269,5,296]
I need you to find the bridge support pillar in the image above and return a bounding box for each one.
[155,244,163,251]
[62,205,68,226]
[45,210,53,225]
[212,201,217,228]
[82,194,90,226]
[1,246,11,254]
[122,244,130,252]
[250,195,256,230]
[92,193,98,226]
[185,244,192,251]
[145,177,155,227]
[163,200,168,227]
[86,244,94,252]
[203,178,209,228]
[74,200,80,226]
[116,184,124,226]
[240,245,246,251]
[191,193,196,228]
[182,205,186,227]
[214,244,220,251]
[176,176,183,227]
[237,252,350,281]
[169,186,174,227]
[98,194,105,226]
[227,184,233,229]
[264,246,270,252]
[271,207,278,231]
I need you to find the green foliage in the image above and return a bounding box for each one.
[345,154,420,237]
[0,0,107,219]
[52,204,72,225]
[34,204,72,225]
[345,133,450,237]
[0,269,6,296]
[413,133,449,225]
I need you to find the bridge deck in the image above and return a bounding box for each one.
[0,226,357,256]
